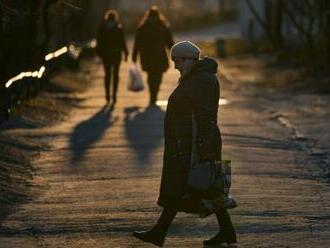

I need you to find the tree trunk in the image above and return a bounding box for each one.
[41,0,58,52]
[326,12,330,63]
[0,5,3,83]
[244,0,276,47]
[264,0,272,37]
[274,0,283,48]
[0,4,4,120]
[218,0,225,14]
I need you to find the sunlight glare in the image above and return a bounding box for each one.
[156,99,229,107]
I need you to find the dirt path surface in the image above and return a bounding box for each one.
[0,56,330,248]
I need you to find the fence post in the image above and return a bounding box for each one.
[0,86,4,123]
[0,86,10,122]
[216,39,226,58]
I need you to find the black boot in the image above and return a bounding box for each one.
[203,232,227,246]
[133,229,165,247]
[204,209,237,246]
[133,207,177,247]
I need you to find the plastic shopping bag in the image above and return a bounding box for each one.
[128,66,144,92]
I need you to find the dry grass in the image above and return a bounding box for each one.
[0,68,90,221]
[0,135,37,219]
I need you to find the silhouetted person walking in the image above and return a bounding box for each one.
[132,6,173,105]
[132,41,237,247]
[97,10,128,104]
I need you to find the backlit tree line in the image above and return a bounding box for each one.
[245,0,330,64]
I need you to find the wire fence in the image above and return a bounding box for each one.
[0,40,96,124]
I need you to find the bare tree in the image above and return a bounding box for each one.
[326,12,330,63]
[244,0,326,51]
[218,0,225,14]
[283,0,317,49]
[274,0,283,47]
[41,0,59,52]
[244,0,278,47]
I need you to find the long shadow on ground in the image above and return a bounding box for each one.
[69,104,116,165]
[124,105,165,167]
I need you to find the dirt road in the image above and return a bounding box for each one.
[0,55,329,248]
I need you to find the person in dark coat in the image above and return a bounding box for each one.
[132,6,173,105]
[96,10,128,104]
[133,41,237,247]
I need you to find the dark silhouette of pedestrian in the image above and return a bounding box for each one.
[133,41,237,247]
[96,10,128,104]
[132,6,173,105]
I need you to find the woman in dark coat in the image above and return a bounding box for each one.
[132,6,173,105]
[96,10,128,104]
[133,41,237,247]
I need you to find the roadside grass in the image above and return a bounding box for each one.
[0,136,38,220]
[0,68,90,221]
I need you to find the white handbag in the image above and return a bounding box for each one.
[128,66,144,92]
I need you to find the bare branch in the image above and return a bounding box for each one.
[244,0,275,45]
[41,0,59,51]
[62,0,82,11]
[283,0,315,47]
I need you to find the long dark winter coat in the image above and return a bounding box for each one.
[132,19,173,73]
[96,21,128,63]
[157,58,222,213]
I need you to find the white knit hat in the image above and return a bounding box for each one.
[170,41,201,59]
